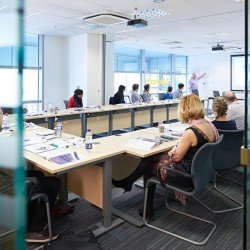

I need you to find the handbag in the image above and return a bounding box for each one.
[43,230,102,250]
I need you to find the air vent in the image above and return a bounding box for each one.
[83,13,129,26]
[138,8,170,19]
[163,41,182,45]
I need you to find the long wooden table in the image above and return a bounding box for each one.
[22,125,177,232]
[24,101,179,137]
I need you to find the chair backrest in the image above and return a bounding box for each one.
[63,100,68,109]
[109,97,114,105]
[124,95,131,103]
[212,129,244,171]
[191,135,223,192]
[158,93,165,101]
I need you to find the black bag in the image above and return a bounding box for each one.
[43,230,102,250]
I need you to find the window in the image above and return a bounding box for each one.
[0,33,43,112]
[114,46,188,95]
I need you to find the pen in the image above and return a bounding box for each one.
[51,143,58,148]
[74,151,80,160]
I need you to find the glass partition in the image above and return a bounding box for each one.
[0,0,25,249]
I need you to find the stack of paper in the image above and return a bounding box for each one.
[23,136,47,146]
[126,138,161,151]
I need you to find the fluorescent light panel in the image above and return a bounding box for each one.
[205,32,230,38]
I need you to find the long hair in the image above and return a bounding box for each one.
[73,89,83,107]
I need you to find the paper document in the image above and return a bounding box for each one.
[39,148,84,165]
[126,138,161,150]
[23,136,47,146]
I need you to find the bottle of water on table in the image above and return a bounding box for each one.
[2,114,10,130]
[56,120,63,138]
[85,129,93,150]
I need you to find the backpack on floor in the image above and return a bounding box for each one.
[43,230,102,250]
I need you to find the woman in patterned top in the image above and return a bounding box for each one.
[112,94,219,220]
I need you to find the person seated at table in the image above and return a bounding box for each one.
[130,84,143,103]
[222,91,244,130]
[211,97,237,130]
[0,108,3,129]
[142,84,152,102]
[67,89,83,108]
[173,83,184,99]
[112,94,219,219]
[165,86,173,99]
[113,85,126,104]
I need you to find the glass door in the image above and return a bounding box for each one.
[0,0,25,249]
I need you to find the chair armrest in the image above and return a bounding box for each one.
[30,192,49,203]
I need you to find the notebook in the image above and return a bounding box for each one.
[126,138,161,150]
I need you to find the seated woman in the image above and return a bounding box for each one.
[112,94,219,219]
[67,89,83,108]
[165,86,173,99]
[113,85,126,104]
[211,97,237,130]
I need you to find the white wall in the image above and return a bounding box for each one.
[43,35,66,109]
[87,34,103,105]
[188,52,244,99]
[65,34,88,106]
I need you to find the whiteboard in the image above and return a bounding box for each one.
[231,55,245,91]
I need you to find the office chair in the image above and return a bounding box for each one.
[63,100,68,109]
[143,135,223,245]
[109,97,114,105]
[194,129,244,213]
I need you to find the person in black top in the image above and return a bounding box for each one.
[113,85,126,104]
[211,97,237,130]
[112,94,219,219]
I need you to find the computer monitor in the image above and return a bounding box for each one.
[158,93,165,101]
[213,91,220,97]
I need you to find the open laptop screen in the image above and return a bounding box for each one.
[213,91,220,97]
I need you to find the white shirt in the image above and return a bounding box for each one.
[188,75,205,91]
[227,100,244,130]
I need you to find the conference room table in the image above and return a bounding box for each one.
[21,125,177,235]
[23,100,180,137]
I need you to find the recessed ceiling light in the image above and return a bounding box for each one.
[75,23,106,30]
[138,8,170,19]
[205,32,230,38]
[153,0,165,3]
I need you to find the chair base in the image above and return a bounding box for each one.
[217,171,243,187]
[143,182,216,246]
[193,174,243,214]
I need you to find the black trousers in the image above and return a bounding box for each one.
[27,170,61,232]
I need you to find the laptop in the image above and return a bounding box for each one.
[213,91,220,97]
[124,95,131,104]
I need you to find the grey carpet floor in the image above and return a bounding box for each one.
[0,170,244,250]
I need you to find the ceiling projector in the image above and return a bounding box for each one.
[212,44,224,51]
[127,18,147,28]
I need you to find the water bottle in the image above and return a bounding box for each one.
[85,129,93,150]
[2,114,10,130]
[48,103,53,113]
[56,120,63,138]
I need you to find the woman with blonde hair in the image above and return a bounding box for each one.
[212,97,237,130]
[112,94,219,219]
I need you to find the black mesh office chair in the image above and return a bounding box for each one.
[143,135,223,246]
[194,129,244,213]
[63,100,68,109]
[109,97,114,105]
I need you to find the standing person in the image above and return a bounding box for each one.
[222,91,244,130]
[142,84,152,102]
[188,72,206,96]
[130,84,143,103]
[113,85,126,104]
[112,94,218,218]
[211,97,237,130]
[165,86,173,99]
[173,83,184,99]
[67,89,83,108]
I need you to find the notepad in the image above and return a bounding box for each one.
[23,136,47,146]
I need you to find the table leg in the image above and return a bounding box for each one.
[130,109,135,131]
[93,159,124,237]
[150,107,154,127]
[166,105,170,124]
[81,113,87,137]
[58,174,68,202]
[47,117,55,130]
[108,112,113,136]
